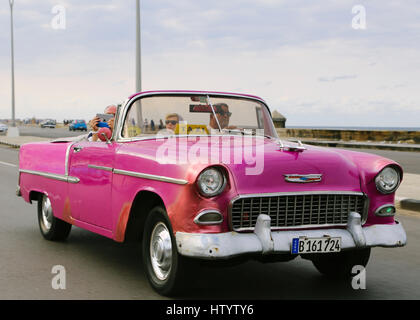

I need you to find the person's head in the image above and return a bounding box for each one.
[165,113,180,131]
[104,105,117,131]
[210,103,231,129]
[104,105,117,116]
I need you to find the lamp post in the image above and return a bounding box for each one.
[8,0,19,137]
[136,0,141,93]
[10,0,16,127]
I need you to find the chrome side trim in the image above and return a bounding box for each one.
[113,168,188,185]
[88,165,114,172]
[19,169,80,184]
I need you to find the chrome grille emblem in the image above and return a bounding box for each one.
[284,174,322,183]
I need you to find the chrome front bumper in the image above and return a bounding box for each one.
[175,212,407,259]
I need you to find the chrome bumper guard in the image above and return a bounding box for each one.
[175,212,407,259]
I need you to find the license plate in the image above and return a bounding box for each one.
[291,237,341,254]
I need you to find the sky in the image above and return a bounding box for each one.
[0,0,419,127]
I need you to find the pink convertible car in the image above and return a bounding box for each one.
[17,91,407,295]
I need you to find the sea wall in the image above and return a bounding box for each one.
[276,128,420,144]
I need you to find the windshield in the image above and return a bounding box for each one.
[121,94,278,139]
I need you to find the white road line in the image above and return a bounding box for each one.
[0,161,17,168]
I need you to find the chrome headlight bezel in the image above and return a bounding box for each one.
[196,167,227,198]
[375,166,401,194]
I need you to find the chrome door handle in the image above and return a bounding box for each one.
[73,146,83,153]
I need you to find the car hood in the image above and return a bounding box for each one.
[221,138,363,194]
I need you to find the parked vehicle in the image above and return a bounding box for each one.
[69,120,87,131]
[40,120,56,128]
[0,123,8,132]
[16,91,407,296]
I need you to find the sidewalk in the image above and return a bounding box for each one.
[1,135,419,213]
[0,135,51,148]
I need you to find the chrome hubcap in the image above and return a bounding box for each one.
[41,195,53,230]
[150,222,172,281]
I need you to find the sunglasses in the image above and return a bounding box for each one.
[216,110,232,117]
[165,120,178,125]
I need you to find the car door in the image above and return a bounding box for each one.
[67,140,117,230]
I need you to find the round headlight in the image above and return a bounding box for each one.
[375,167,400,194]
[197,167,227,197]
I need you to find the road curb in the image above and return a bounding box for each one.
[0,140,21,149]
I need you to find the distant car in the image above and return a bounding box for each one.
[40,120,56,129]
[69,120,87,131]
[0,123,8,132]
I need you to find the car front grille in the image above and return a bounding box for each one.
[230,192,368,231]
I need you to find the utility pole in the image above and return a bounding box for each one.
[136,0,141,93]
[8,0,19,137]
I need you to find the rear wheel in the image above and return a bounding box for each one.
[142,206,187,296]
[311,248,371,279]
[38,194,72,241]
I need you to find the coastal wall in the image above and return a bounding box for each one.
[276,128,420,144]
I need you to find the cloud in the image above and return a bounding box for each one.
[318,75,358,82]
[0,0,419,127]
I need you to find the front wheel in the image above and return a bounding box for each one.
[142,206,187,296]
[38,194,72,241]
[311,248,371,279]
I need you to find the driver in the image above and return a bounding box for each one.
[209,103,235,130]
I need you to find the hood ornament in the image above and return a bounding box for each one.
[277,139,306,152]
[284,174,322,183]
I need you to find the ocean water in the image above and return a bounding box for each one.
[287,126,420,131]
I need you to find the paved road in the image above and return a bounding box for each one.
[0,145,419,299]
[5,126,85,139]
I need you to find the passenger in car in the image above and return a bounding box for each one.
[164,113,182,133]
[87,105,117,141]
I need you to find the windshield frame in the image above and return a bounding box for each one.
[115,91,278,143]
